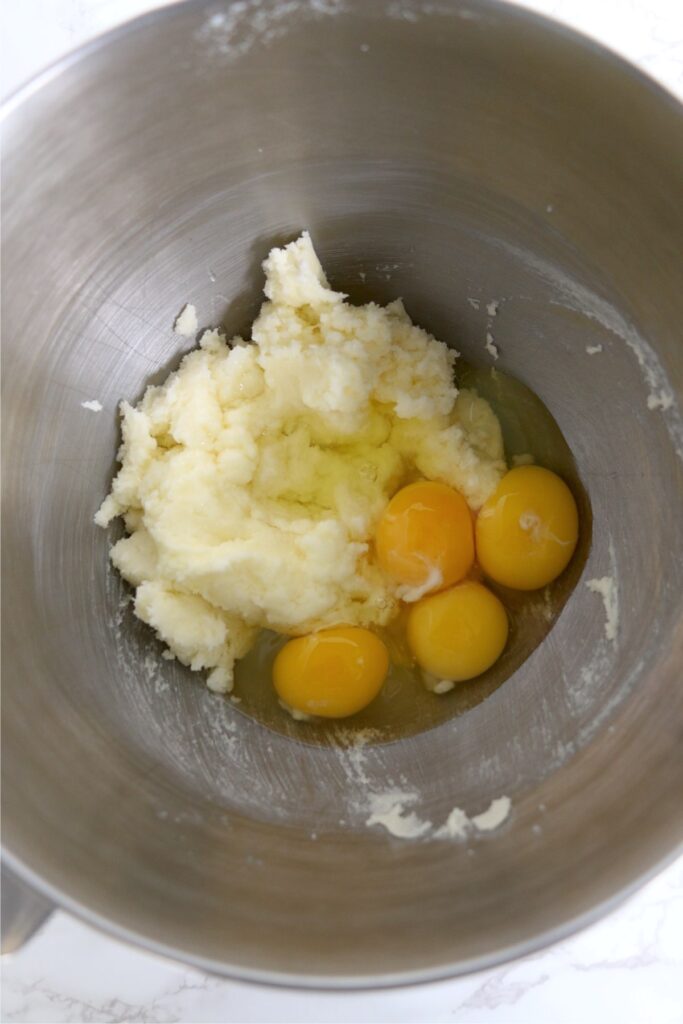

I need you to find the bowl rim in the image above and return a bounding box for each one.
[4,843,682,990]
[3,0,682,123]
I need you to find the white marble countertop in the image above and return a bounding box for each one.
[2,1,682,1021]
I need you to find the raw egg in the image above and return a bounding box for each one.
[475,465,578,590]
[375,481,474,598]
[407,581,508,681]
[273,626,389,719]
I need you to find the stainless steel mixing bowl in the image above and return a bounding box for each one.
[2,0,683,987]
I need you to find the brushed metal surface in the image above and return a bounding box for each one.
[0,863,54,954]
[2,0,682,987]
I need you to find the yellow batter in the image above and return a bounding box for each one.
[96,233,505,692]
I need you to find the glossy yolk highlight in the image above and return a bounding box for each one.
[475,466,579,590]
[375,481,474,599]
[272,626,389,719]
[406,581,508,681]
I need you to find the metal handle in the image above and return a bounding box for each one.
[1,862,54,954]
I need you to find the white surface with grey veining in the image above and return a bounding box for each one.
[2,1,682,1021]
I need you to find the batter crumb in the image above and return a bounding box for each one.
[586,575,619,643]
[174,303,198,337]
[485,331,499,360]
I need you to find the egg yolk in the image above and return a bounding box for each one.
[272,626,389,719]
[375,481,474,598]
[406,581,508,681]
[475,466,579,590]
